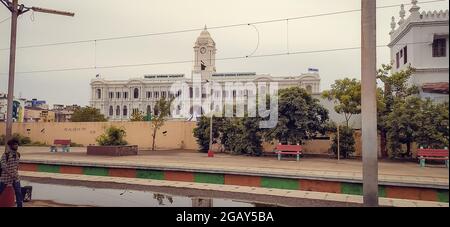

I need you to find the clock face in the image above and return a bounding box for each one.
[200,47,207,54]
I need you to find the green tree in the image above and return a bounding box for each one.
[130,110,145,122]
[377,64,419,158]
[414,99,449,149]
[329,124,355,159]
[193,116,221,153]
[322,78,361,128]
[71,106,107,122]
[96,125,128,146]
[150,97,173,151]
[385,96,421,157]
[264,87,329,145]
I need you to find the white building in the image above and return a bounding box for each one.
[91,27,321,121]
[389,0,449,102]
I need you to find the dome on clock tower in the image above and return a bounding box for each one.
[195,25,216,47]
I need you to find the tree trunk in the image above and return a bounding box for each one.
[406,142,411,157]
[152,127,157,151]
[380,131,388,158]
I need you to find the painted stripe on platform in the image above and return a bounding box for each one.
[224,175,261,187]
[299,179,341,194]
[83,167,109,176]
[37,164,60,173]
[195,173,225,185]
[136,170,164,180]
[261,177,299,190]
[109,168,137,178]
[164,171,194,182]
[60,166,84,175]
[385,186,438,201]
[19,163,38,172]
[18,162,449,203]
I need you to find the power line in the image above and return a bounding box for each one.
[0,41,434,75]
[0,16,10,24]
[0,0,446,51]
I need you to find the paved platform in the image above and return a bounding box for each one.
[19,171,449,207]
[18,147,449,189]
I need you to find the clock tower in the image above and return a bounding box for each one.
[193,26,217,75]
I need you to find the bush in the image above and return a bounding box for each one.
[12,133,32,145]
[330,125,355,159]
[70,142,84,147]
[96,126,128,146]
[193,116,263,156]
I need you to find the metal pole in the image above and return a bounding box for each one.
[361,0,379,206]
[209,115,213,150]
[337,124,340,161]
[5,0,19,149]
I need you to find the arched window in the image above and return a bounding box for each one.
[146,105,151,117]
[306,85,313,94]
[123,106,128,116]
[96,89,101,99]
[116,106,120,116]
[134,88,139,99]
[109,106,113,116]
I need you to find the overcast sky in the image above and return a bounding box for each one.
[0,0,448,106]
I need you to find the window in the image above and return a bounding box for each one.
[116,106,120,116]
[96,89,101,99]
[162,91,166,98]
[189,87,193,98]
[433,38,447,57]
[154,91,159,99]
[396,52,400,68]
[147,92,152,99]
[400,49,403,58]
[403,46,408,64]
[123,106,128,116]
[123,92,128,99]
[116,92,121,99]
[109,92,114,99]
[109,106,113,116]
[134,88,139,99]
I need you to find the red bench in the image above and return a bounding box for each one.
[417,148,449,168]
[274,144,302,161]
[50,139,71,153]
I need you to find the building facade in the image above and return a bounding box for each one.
[91,27,321,121]
[389,0,449,102]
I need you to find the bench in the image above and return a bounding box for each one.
[50,139,71,153]
[274,144,302,161]
[417,148,449,168]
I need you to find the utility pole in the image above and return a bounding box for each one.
[1,0,74,150]
[361,0,379,206]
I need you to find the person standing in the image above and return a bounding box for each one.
[0,138,23,207]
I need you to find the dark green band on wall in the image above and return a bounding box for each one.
[37,164,60,173]
[261,177,299,190]
[83,167,109,176]
[136,170,164,180]
[194,173,225,185]
[437,190,449,203]
[341,183,363,195]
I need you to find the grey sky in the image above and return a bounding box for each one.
[0,0,448,107]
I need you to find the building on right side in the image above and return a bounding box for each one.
[388,0,449,103]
